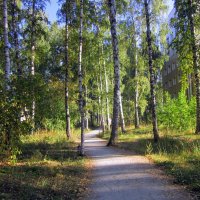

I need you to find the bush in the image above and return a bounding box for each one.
[158,91,196,131]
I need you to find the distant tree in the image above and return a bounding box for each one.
[22,0,49,130]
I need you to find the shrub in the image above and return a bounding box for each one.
[158,91,196,131]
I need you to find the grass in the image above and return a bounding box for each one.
[0,130,91,200]
[100,125,200,195]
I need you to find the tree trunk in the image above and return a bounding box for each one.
[107,0,120,146]
[188,0,200,134]
[144,0,159,142]
[65,3,71,139]
[3,0,11,85]
[103,56,110,130]
[12,0,21,75]
[99,54,105,133]
[97,77,101,126]
[85,86,89,130]
[31,1,35,76]
[134,52,140,129]
[119,92,126,133]
[78,0,85,155]
[128,97,131,125]
[31,0,36,131]
[3,0,11,147]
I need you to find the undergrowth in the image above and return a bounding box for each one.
[0,130,90,200]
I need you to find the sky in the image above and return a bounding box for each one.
[46,1,60,23]
[45,0,174,23]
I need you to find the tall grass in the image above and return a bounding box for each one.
[0,130,90,200]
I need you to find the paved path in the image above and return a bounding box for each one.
[85,130,196,200]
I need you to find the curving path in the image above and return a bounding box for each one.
[85,130,196,200]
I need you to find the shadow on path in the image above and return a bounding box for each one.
[85,130,196,200]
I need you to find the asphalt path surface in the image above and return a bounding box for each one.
[85,129,196,200]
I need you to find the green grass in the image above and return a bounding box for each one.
[101,126,200,195]
[0,130,91,200]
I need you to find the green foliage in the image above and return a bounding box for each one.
[0,78,31,156]
[158,91,196,131]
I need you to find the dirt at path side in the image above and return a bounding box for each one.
[85,130,197,200]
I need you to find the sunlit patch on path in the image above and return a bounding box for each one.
[85,130,196,200]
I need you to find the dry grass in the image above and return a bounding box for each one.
[0,130,91,200]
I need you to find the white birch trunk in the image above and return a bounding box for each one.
[134,52,140,128]
[107,0,121,146]
[31,1,36,131]
[188,0,200,133]
[119,92,126,133]
[65,2,71,139]
[3,0,11,146]
[78,0,85,155]
[12,0,21,75]
[99,64,105,133]
[144,0,159,142]
[85,86,89,130]
[3,0,11,85]
[104,58,111,130]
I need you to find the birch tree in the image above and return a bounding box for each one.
[3,0,11,146]
[134,52,140,128]
[119,91,126,132]
[12,0,21,75]
[144,0,159,142]
[78,0,85,155]
[3,0,11,86]
[107,0,121,146]
[22,0,49,130]
[63,0,71,139]
[187,0,200,134]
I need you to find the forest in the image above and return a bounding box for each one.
[0,0,200,199]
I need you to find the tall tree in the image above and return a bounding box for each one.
[187,0,200,134]
[22,0,49,130]
[64,1,71,139]
[12,0,21,75]
[144,0,159,142]
[3,0,11,86]
[3,0,11,147]
[107,0,121,146]
[103,51,111,130]
[134,51,140,128]
[78,0,85,155]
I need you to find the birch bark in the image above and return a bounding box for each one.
[12,0,21,75]
[3,0,11,85]
[119,92,126,133]
[78,0,85,155]
[144,0,159,142]
[3,0,11,146]
[107,0,121,146]
[31,0,36,131]
[188,0,200,134]
[134,52,140,128]
[65,2,71,139]
[103,57,111,130]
